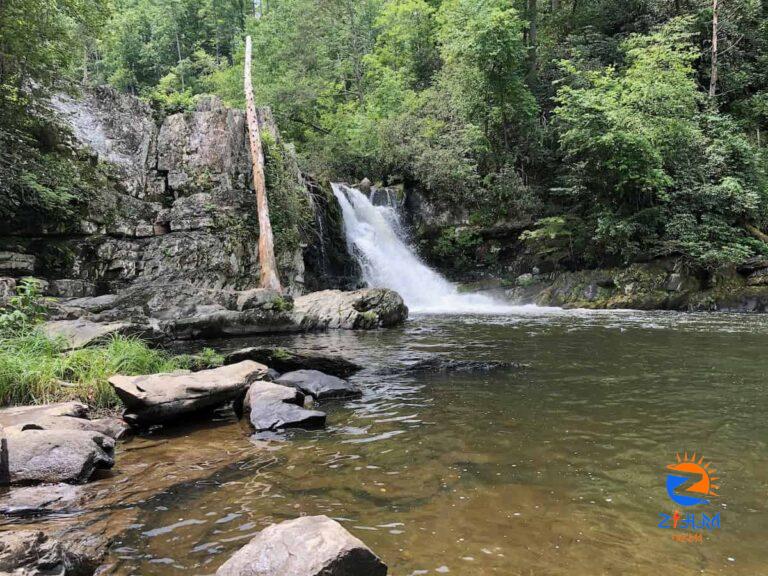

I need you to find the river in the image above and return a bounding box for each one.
[87,309,767,575]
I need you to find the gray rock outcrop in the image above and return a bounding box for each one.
[109,361,267,425]
[294,289,408,330]
[2,429,115,485]
[215,515,387,576]
[276,370,361,401]
[243,381,326,433]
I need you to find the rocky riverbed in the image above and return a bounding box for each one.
[0,342,399,575]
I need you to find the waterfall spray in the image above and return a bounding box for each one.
[332,183,543,314]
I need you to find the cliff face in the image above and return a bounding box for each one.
[0,87,359,298]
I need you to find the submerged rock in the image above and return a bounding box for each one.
[0,530,103,576]
[293,288,408,330]
[225,347,362,377]
[2,429,115,485]
[109,361,267,425]
[0,483,82,517]
[276,370,361,401]
[215,515,387,576]
[243,381,326,433]
[403,357,522,373]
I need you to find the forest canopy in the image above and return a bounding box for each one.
[1,0,767,271]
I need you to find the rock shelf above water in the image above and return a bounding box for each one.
[46,285,408,345]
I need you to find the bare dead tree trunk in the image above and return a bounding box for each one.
[709,0,718,99]
[244,36,282,292]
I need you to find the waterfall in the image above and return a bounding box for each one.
[331,183,539,314]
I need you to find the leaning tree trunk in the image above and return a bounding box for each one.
[709,0,718,99]
[244,35,282,292]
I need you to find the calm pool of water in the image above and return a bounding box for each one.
[44,311,768,574]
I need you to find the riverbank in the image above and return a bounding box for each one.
[483,258,768,312]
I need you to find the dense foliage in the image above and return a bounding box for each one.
[2,0,768,271]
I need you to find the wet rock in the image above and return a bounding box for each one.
[0,530,103,576]
[42,319,142,350]
[224,347,362,377]
[404,357,522,373]
[215,515,387,576]
[0,483,82,517]
[294,289,408,330]
[2,429,115,485]
[109,361,268,425]
[243,381,326,432]
[276,370,361,401]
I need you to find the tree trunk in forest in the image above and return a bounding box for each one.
[528,0,538,78]
[175,32,185,90]
[244,35,282,293]
[550,0,559,11]
[709,0,718,99]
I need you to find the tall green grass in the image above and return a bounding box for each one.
[0,331,223,411]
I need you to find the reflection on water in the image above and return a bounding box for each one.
[14,311,768,575]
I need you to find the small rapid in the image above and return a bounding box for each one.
[331,183,548,314]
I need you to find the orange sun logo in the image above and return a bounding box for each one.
[666,452,720,506]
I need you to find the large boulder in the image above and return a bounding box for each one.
[2,429,115,485]
[293,289,408,330]
[109,361,267,425]
[276,370,361,401]
[0,530,103,576]
[243,382,326,433]
[224,347,362,378]
[0,402,130,440]
[215,515,387,576]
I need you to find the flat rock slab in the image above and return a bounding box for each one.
[109,361,267,425]
[42,318,138,349]
[216,515,387,576]
[225,347,362,378]
[2,429,115,485]
[276,370,361,401]
[0,402,131,440]
[0,483,82,516]
[244,382,326,433]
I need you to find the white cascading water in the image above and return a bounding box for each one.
[332,183,545,314]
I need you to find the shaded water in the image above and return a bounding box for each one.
[68,310,766,575]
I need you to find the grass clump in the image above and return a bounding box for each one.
[0,279,224,411]
[0,332,223,411]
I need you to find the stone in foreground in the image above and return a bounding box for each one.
[0,530,102,576]
[215,515,387,576]
[109,361,267,425]
[276,370,362,401]
[243,381,326,432]
[2,429,115,485]
[294,289,408,330]
[225,347,362,377]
